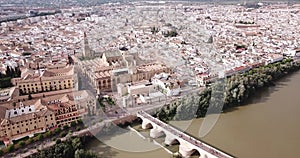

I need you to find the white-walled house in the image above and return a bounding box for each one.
[151,73,181,96]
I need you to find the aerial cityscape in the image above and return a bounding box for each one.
[0,0,300,158]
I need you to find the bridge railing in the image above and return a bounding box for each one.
[137,111,233,158]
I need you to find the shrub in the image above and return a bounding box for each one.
[27,138,34,144]
[36,134,43,141]
[63,125,69,130]
[52,137,56,141]
[18,141,25,147]
[76,127,81,131]
[60,131,67,138]
[56,139,61,144]
[77,119,83,124]
[28,94,33,100]
[70,121,77,127]
[54,128,61,134]
[7,144,14,152]
[44,131,52,138]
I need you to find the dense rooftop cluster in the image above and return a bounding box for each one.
[0,1,300,155]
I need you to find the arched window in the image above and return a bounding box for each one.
[103,80,106,87]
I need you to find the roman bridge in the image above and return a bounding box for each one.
[137,111,234,158]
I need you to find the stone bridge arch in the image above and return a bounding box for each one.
[190,149,201,157]
[137,112,231,158]
[140,117,154,129]
[179,143,202,158]
[164,134,180,146]
[150,126,166,138]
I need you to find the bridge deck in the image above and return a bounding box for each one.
[137,111,233,158]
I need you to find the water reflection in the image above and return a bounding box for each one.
[87,72,300,158]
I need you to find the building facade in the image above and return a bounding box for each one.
[0,90,94,144]
[12,66,75,95]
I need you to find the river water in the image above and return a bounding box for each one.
[86,71,300,158]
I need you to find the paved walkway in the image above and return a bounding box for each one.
[13,136,71,158]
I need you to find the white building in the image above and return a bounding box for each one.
[152,73,180,96]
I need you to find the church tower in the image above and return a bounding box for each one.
[83,32,92,58]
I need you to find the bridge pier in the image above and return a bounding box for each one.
[137,111,233,158]
[150,127,165,138]
[141,119,153,129]
[164,134,178,145]
[179,143,198,158]
[200,154,208,158]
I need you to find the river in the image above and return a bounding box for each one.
[86,71,300,158]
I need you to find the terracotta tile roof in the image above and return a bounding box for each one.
[45,65,73,74]
[0,109,53,124]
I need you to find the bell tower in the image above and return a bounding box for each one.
[83,32,91,58]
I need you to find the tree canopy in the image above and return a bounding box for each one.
[30,137,97,158]
[156,58,300,121]
[0,66,21,88]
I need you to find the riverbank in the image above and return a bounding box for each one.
[84,66,300,158]
[0,121,84,158]
[27,58,300,158]
[180,70,300,158]
[154,58,300,121]
[28,136,97,158]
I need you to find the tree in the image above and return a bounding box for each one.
[60,131,67,138]
[63,125,69,130]
[27,138,34,144]
[75,149,85,158]
[174,95,199,120]
[72,137,82,149]
[5,65,11,77]
[28,93,33,100]
[0,149,3,156]
[15,66,22,77]
[32,136,97,158]
[157,108,167,122]
[10,67,15,78]
[44,131,52,138]
[155,58,300,121]
[56,139,61,144]
[18,141,25,147]
[36,133,43,141]
[0,77,12,88]
[71,121,77,127]
[54,128,61,134]
[7,144,14,152]
[68,55,74,65]
[75,149,98,158]
[77,119,83,125]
